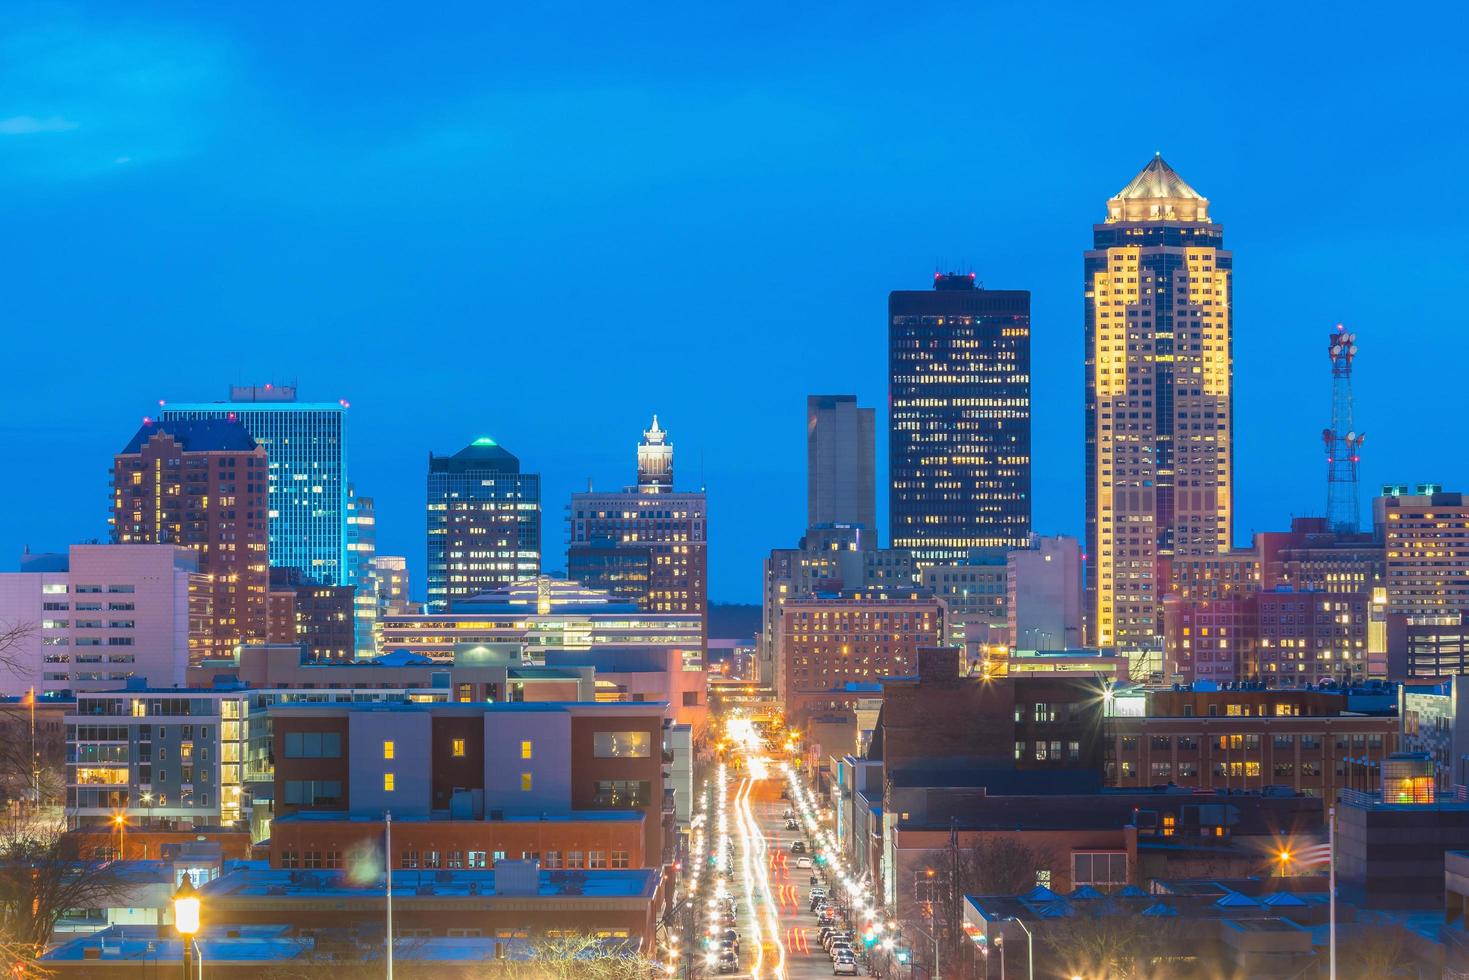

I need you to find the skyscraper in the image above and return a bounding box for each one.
[346,485,377,657]
[569,418,708,636]
[889,274,1031,564]
[426,437,541,609]
[161,385,350,585]
[1086,155,1234,649]
[807,395,875,531]
[112,418,269,660]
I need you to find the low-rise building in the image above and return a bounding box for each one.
[270,700,672,868]
[65,682,251,832]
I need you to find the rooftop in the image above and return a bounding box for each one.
[1105,154,1211,224]
[274,809,645,825]
[200,866,659,901]
[120,418,259,455]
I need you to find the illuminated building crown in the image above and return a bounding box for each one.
[1106,153,1210,223]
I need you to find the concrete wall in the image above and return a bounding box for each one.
[484,710,571,815]
[349,710,433,818]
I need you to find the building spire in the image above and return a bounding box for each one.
[637,415,673,491]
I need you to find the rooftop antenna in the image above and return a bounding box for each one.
[1323,324,1364,534]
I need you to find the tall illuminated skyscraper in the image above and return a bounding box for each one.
[1085,155,1234,649]
[162,385,350,585]
[888,274,1031,564]
[426,437,541,609]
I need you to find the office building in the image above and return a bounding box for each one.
[372,555,411,615]
[568,418,707,632]
[1086,156,1234,649]
[1008,534,1084,652]
[1401,613,1469,678]
[759,524,915,687]
[807,395,875,531]
[379,577,702,659]
[889,274,1031,564]
[0,545,206,695]
[567,536,652,606]
[1256,516,1384,594]
[1377,485,1469,618]
[266,568,355,661]
[920,551,1008,648]
[345,485,377,657]
[161,385,349,586]
[269,700,672,867]
[1401,675,1469,789]
[112,418,269,661]
[777,591,943,724]
[1105,686,1396,801]
[66,682,251,830]
[427,437,541,609]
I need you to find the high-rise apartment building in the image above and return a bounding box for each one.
[569,418,708,634]
[112,418,269,660]
[426,438,541,610]
[1376,485,1469,618]
[346,486,377,657]
[161,385,349,586]
[807,395,875,531]
[889,274,1031,564]
[1086,156,1234,649]
[0,545,206,694]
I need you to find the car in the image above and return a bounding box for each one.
[786,820,799,831]
[833,956,859,976]
[718,952,739,974]
[790,841,806,853]
[783,809,795,820]
[796,856,813,869]
[829,942,855,961]
[822,931,851,952]
[817,927,836,946]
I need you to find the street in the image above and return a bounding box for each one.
[673,717,883,980]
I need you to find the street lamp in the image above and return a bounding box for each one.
[173,877,201,980]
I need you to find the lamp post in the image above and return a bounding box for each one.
[1005,917,1033,980]
[173,877,201,980]
[112,811,127,860]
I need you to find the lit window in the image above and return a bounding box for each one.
[383,741,395,760]
[520,740,533,760]
[452,738,466,758]
[384,773,395,792]
[520,772,533,792]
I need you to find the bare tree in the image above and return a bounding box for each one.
[920,834,1056,976]
[0,622,34,676]
[1041,907,1182,979]
[0,825,129,972]
[1339,916,1414,978]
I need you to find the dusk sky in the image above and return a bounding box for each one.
[3,2,1466,603]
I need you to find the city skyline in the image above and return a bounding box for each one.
[2,4,1466,603]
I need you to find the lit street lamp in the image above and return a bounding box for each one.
[173,877,201,980]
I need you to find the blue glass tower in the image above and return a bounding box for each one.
[161,385,350,585]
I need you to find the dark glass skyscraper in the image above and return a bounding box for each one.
[888,274,1032,564]
[426,438,541,609]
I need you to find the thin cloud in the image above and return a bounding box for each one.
[0,114,77,135]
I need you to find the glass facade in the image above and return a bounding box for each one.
[427,439,541,609]
[162,390,349,585]
[888,274,1032,564]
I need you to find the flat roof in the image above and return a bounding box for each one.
[266,699,667,715]
[273,809,644,825]
[201,866,658,901]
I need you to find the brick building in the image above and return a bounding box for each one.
[112,419,269,661]
[270,701,671,869]
[1105,687,1397,799]
[778,592,943,725]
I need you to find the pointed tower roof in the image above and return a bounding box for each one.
[1106,154,1210,224]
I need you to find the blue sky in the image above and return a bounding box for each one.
[2,2,1466,603]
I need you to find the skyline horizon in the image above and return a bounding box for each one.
[3,3,1465,604]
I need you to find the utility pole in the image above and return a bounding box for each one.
[385,810,394,980]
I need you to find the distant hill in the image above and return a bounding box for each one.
[708,603,760,642]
